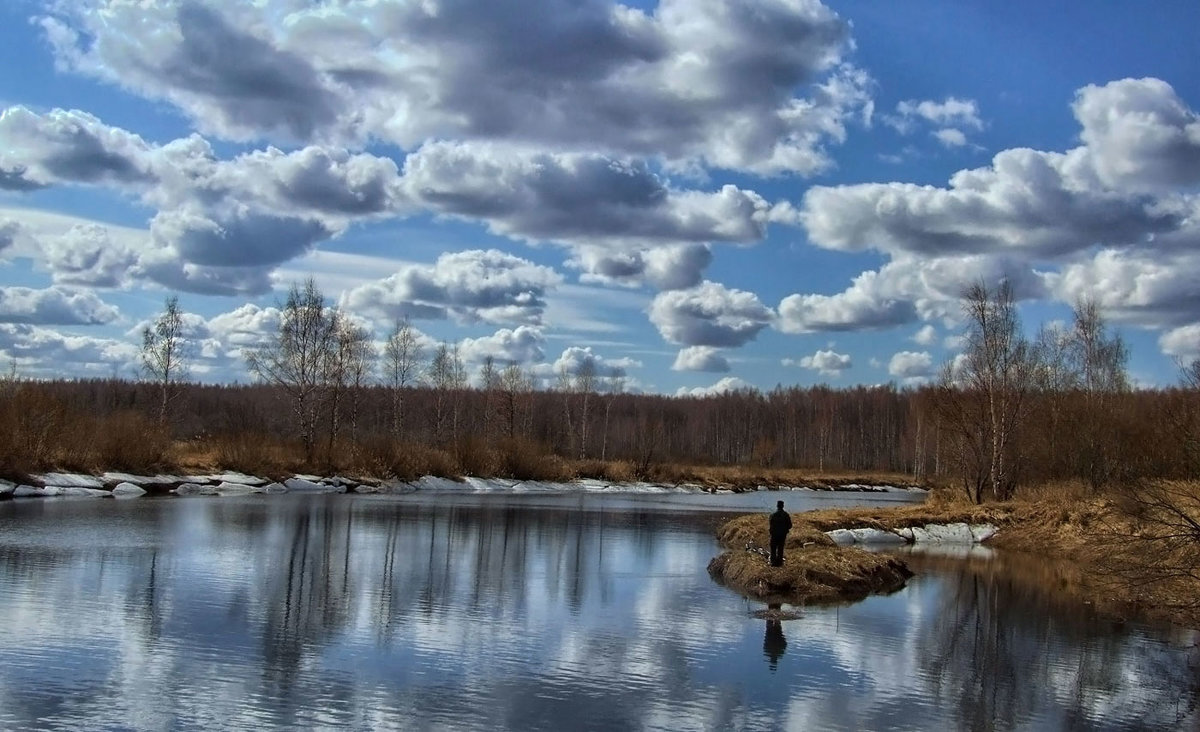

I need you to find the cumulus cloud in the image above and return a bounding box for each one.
[41,224,140,288]
[911,324,938,346]
[540,346,640,381]
[0,107,412,292]
[0,106,155,189]
[1073,77,1200,190]
[778,254,1046,334]
[1046,249,1200,327]
[802,79,1196,260]
[888,97,983,132]
[933,128,968,148]
[458,326,546,366]
[787,348,851,376]
[672,346,729,372]
[785,78,1200,351]
[574,244,713,291]
[38,0,870,175]
[341,249,562,325]
[3,108,799,293]
[0,323,138,376]
[675,376,750,397]
[888,350,934,381]
[649,281,774,347]
[403,142,787,248]
[777,269,917,333]
[0,219,17,253]
[0,286,120,325]
[1160,324,1200,361]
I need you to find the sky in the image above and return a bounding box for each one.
[1,0,1199,394]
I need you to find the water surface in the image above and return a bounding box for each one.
[0,493,1195,730]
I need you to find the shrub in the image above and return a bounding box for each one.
[92,411,171,473]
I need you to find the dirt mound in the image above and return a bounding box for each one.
[708,546,912,604]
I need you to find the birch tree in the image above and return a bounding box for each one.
[246,279,338,462]
[141,295,188,426]
[938,281,1038,502]
[383,318,421,440]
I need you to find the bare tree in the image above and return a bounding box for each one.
[937,281,1038,502]
[1068,299,1129,489]
[427,342,466,444]
[601,367,624,461]
[479,355,499,440]
[576,359,597,458]
[326,318,375,450]
[246,279,339,462]
[383,318,421,440]
[498,361,531,440]
[141,295,188,426]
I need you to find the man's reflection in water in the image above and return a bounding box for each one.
[763,602,787,670]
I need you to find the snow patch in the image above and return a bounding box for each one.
[174,483,218,496]
[102,473,185,485]
[213,482,263,496]
[111,483,147,498]
[827,522,998,546]
[191,472,268,486]
[283,478,344,494]
[0,480,14,496]
[36,473,105,489]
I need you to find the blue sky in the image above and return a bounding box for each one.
[1,0,1199,393]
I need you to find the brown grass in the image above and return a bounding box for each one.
[713,484,1200,627]
[708,546,912,604]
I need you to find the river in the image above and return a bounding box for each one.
[0,492,1195,730]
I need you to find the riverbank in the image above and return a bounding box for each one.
[709,486,1200,628]
[0,468,927,500]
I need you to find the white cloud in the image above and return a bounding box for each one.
[649,281,774,347]
[1159,324,1200,361]
[539,346,640,381]
[458,326,546,366]
[1073,77,1200,190]
[573,243,713,291]
[911,324,937,346]
[933,128,967,148]
[0,286,120,326]
[38,0,870,176]
[0,106,155,189]
[777,268,916,333]
[788,348,851,376]
[341,249,563,326]
[890,97,983,131]
[789,78,1200,342]
[671,346,730,372]
[675,376,750,397]
[1046,248,1200,327]
[0,219,17,252]
[0,323,138,377]
[888,350,933,380]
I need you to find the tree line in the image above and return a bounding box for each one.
[4,278,1200,496]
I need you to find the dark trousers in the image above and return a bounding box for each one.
[769,535,786,566]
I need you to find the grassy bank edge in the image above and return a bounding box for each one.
[712,491,1200,629]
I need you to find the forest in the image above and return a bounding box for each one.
[2,280,1199,504]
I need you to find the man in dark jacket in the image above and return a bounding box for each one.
[768,500,792,567]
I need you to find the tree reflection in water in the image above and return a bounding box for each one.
[907,551,1200,731]
[0,496,1197,730]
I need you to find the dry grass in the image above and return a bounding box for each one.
[708,546,912,604]
[713,483,1200,627]
[710,510,912,604]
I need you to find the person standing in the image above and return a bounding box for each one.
[768,500,792,567]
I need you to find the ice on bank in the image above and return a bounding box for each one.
[827,522,998,546]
